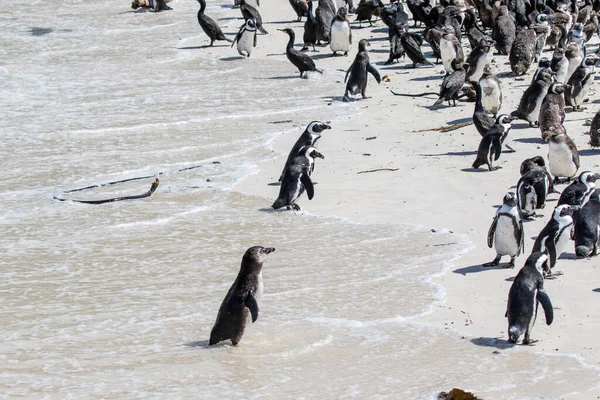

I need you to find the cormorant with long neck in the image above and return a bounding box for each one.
[197,0,232,46]
[279,28,323,78]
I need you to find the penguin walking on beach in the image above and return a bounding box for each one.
[240,0,268,34]
[558,171,600,207]
[548,127,580,184]
[434,58,467,107]
[539,82,571,140]
[505,252,554,345]
[573,189,600,257]
[279,121,330,182]
[565,55,598,111]
[232,19,258,57]
[343,39,381,101]
[483,192,525,269]
[330,7,352,56]
[197,0,233,46]
[511,69,554,127]
[272,146,324,211]
[280,28,323,78]
[531,205,575,273]
[479,65,503,116]
[302,0,318,51]
[472,115,516,171]
[209,246,275,346]
[517,168,550,219]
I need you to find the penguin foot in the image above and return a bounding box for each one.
[300,47,309,52]
[488,166,502,171]
[504,144,516,153]
[482,256,501,267]
[503,262,515,269]
[291,203,301,211]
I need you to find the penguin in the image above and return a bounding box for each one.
[289,0,309,21]
[231,19,258,57]
[464,8,488,50]
[565,55,598,111]
[505,252,554,345]
[589,108,600,147]
[531,58,551,83]
[330,6,352,56]
[578,0,593,24]
[479,64,503,116]
[272,146,324,210]
[280,28,323,78]
[400,27,434,68]
[583,10,598,42]
[343,39,381,101]
[517,168,550,218]
[279,121,331,182]
[466,39,494,82]
[434,58,468,106]
[197,0,233,46]
[573,189,600,257]
[551,48,569,83]
[240,0,268,34]
[558,171,600,206]
[440,28,464,75]
[472,115,516,171]
[532,205,575,273]
[533,14,551,61]
[567,22,586,57]
[510,28,537,75]
[472,80,497,136]
[548,127,580,183]
[493,6,517,55]
[520,155,556,195]
[564,42,583,83]
[209,246,276,346]
[316,0,335,44]
[539,82,571,140]
[511,68,554,127]
[483,192,525,268]
[302,0,319,51]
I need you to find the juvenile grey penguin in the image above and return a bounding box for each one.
[279,121,331,182]
[483,192,525,268]
[472,115,516,171]
[531,58,551,83]
[567,22,586,57]
[533,14,551,61]
[479,64,503,116]
[493,6,517,55]
[551,48,569,83]
[505,252,554,345]
[466,39,494,82]
[564,43,583,84]
[532,205,575,273]
[330,7,352,56]
[590,108,600,147]
[565,55,598,111]
[197,0,233,46]
[558,171,600,206]
[517,168,550,218]
[209,246,276,346]
[232,19,258,57]
[548,128,580,183]
[343,39,381,101]
[280,28,323,78]
[272,146,324,210]
[440,27,464,74]
[573,189,600,257]
[316,0,335,44]
[302,0,318,51]
[511,68,554,127]
[510,28,537,75]
[539,82,571,140]
[434,58,467,106]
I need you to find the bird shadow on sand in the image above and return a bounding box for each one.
[268,182,281,186]
[593,288,600,292]
[447,117,472,124]
[184,340,211,348]
[421,151,476,157]
[514,137,545,144]
[505,276,515,282]
[259,75,300,80]
[369,27,388,34]
[218,16,241,21]
[410,75,442,81]
[510,122,534,130]
[311,53,343,60]
[369,48,389,54]
[471,337,516,350]
[220,56,244,61]
[461,167,494,173]
[579,148,600,156]
[177,45,225,50]
[454,263,508,275]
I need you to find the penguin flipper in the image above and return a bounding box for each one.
[546,238,557,270]
[536,289,554,325]
[517,219,525,255]
[232,26,243,47]
[245,292,259,323]
[344,65,353,83]
[366,62,381,83]
[253,32,257,47]
[487,215,498,248]
[492,135,503,161]
[300,173,315,200]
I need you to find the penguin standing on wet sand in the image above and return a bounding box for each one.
[280,28,323,78]
[279,121,331,181]
[573,189,600,257]
[548,128,580,183]
[343,39,381,101]
[209,246,276,346]
[330,7,352,56]
[506,252,554,345]
[531,205,575,273]
[232,19,258,57]
[197,0,233,46]
[273,146,324,210]
[483,192,525,269]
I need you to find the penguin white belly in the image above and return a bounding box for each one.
[237,31,254,57]
[529,94,544,122]
[555,61,568,83]
[480,79,501,115]
[549,141,577,178]
[330,21,351,53]
[573,82,591,107]
[555,225,573,255]
[523,190,537,216]
[494,216,520,256]
[440,40,456,73]
[566,56,582,83]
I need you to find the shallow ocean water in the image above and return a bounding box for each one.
[2,1,600,398]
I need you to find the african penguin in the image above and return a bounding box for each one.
[510,28,537,76]
[551,48,569,83]
[548,127,580,183]
[517,168,550,219]
[511,68,554,127]
[472,115,516,171]
[483,192,525,269]
[343,39,381,101]
[539,82,571,140]
[330,6,352,56]
[532,205,575,273]
[466,39,494,82]
[440,27,464,75]
[558,171,600,206]
[573,189,600,257]
[479,64,503,116]
[232,18,257,57]
[493,6,516,55]
[565,55,598,111]
[279,121,331,182]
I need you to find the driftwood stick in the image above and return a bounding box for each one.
[413,121,473,133]
[357,168,399,174]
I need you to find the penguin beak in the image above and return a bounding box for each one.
[322,123,331,130]
[311,150,325,159]
[263,247,276,254]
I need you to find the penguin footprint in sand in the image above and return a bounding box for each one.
[343,39,381,101]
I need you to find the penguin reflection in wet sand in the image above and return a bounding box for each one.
[330,7,352,56]
[272,145,324,211]
[279,121,331,182]
[506,252,554,345]
[532,205,575,274]
[472,115,516,171]
[279,28,323,78]
[483,192,525,269]
[232,19,257,58]
[343,39,381,101]
[209,246,275,346]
